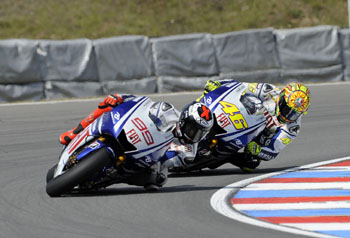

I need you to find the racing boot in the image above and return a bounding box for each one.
[59,106,109,145]
[59,123,85,145]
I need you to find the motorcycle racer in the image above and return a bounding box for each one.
[59,94,213,190]
[196,79,311,172]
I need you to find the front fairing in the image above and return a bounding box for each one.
[116,98,174,167]
[200,82,266,149]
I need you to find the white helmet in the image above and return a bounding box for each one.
[177,102,214,144]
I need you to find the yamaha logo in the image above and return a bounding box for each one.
[114,112,120,120]
[206,97,212,105]
[234,139,242,146]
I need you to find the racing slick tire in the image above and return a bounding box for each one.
[46,164,57,183]
[46,147,111,197]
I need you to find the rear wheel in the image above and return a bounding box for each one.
[46,147,112,197]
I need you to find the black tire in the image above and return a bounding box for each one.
[46,164,57,183]
[46,147,112,197]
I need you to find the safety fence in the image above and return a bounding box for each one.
[0,25,349,102]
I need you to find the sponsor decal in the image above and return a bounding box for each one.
[258,152,274,160]
[234,139,243,146]
[206,96,212,105]
[114,112,120,120]
[127,117,154,146]
[281,137,292,145]
[89,141,100,149]
[145,156,152,163]
[264,111,280,131]
[127,128,141,144]
[217,112,231,128]
[220,101,248,130]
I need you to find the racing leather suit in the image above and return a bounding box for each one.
[200,79,302,170]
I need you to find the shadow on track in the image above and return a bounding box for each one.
[168,166,296,178]
[56,166,295,198]
[60,184,225,198]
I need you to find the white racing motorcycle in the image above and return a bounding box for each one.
[46,96,178,197]
[169,81,278,172]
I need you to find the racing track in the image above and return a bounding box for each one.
[0,82,349,238]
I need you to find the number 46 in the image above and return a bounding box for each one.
[219,101,248,130]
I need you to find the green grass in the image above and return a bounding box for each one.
[0,0,348,40]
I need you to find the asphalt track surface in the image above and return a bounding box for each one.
[0,82,349,238]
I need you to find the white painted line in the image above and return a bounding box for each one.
[245,182,350,190]
[210,156,350,238]
[283,168,350,172]
[297,157,350,170]
[233,202,350,210]
[281,223,350,231]
[311,167,350,171]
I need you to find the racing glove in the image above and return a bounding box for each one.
[196,80,221,102]
[104,94,123,107]
[246,141,261,156]
[204,80,221,94]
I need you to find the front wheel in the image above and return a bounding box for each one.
[46,147,112,197]
[46,164,57,183]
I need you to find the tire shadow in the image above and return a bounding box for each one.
[169,166,296,178]
[60,166,296,198]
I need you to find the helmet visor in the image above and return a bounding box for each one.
[279,99,303,122]
[182,120,208,143]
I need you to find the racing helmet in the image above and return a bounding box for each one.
[177,102,214,144]
[276,83,310,123]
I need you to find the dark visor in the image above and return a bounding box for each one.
[279,99,303,122]
[182,121,207,143]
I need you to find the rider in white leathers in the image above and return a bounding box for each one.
[59,94,214,189]
[196,79,311,172]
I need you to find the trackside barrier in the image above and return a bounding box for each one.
[0,25,348,102]
[340,28,350,81]
[275,25,343,83]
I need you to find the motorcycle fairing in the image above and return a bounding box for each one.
[217,121,265,149]
[90,96,149,139]
[111,97,175,165]
[75,139,112,162]
[91,96,174,160]
[54,125,96,178]
[201,82,267,149]
[201,81,242,111]
[55,96,175,178]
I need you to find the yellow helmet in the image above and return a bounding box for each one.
[276,83,310,123]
